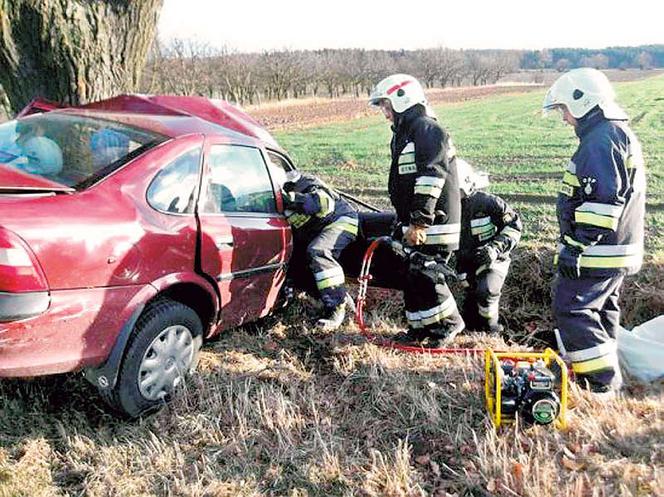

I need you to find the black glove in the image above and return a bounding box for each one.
[391,222,404,241]
[475,244,499,267]
[558,245,582,279]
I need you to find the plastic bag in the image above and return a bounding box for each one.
[617,315,664,382]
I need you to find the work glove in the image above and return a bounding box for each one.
[558,245,582,279]
[404,224,427,246]
[475,244,499,267]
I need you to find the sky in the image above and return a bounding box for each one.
[158,0,664,53]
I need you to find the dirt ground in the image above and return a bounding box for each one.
[247,84,543,131]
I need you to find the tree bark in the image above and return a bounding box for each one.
[0,0,163,114]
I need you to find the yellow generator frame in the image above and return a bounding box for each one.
[485,348,568,429]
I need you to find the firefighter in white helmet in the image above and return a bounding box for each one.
[369,74,465,346]
[543,68,646,395]
[456,159,522,333]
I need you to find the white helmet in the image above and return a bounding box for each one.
[543,67,628,120]
[22,136,63,175]
[369,74,427,114]
[457,158,489,196]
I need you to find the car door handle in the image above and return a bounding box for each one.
[215,236,234,249]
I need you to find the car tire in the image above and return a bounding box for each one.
[102,297,203,418]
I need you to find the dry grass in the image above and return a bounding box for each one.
[1,256,663,496]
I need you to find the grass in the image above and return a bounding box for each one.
[1,77,664,497]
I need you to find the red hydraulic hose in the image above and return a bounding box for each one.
[355,237,485,356]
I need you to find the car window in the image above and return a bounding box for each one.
[266,150,295,188]
[147,147,202,214]
[203,145,276,214]
[0,114,165,188]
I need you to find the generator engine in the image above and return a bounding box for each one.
[500,359,560,425]
[485,348,568,428]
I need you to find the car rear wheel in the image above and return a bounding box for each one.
[102,297,203,418]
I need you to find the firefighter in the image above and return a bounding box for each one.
[456,159,522,333]
[543,68,646,395]
[282,170,359,330]
[369,74,465,346]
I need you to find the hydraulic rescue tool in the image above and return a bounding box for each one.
[355,237,568,428]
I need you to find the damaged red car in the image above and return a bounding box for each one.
[0,95,341,417]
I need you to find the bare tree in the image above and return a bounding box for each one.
[437,48,465,87]
[635,51,653,70]
[151,38,217,96]
[466,53,493,86]
[195,49,261,105]
[581,54,609,70]
[317,49,345,98]
[414,49,440,88]
[556,58,571,72]
[0,0,162,114]
[489,51,520,82]
[260,49,305,100]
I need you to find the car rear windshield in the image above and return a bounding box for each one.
[0,113,167,189]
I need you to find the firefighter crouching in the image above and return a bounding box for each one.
[282,171,359,330]
[369,73,465,347]
[456,159,522,333]
[543,68,646,395]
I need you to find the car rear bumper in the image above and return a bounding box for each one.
[0,291,50,322]
[0,285,149,377]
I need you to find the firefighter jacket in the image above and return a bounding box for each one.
[457,191,522,271]
[283,173,358,238]
[556,110,645,277]
[388,105,461,252]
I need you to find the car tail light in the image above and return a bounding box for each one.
[0,227,48,292]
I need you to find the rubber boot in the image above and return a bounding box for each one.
[317,304,346,331]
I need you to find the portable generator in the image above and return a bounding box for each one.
[485,348,568,428]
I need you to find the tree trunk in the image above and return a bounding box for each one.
[0,0,163,114]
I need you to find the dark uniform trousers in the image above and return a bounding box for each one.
[404,249,464,336]
[303,217,358,309]
[461,258,510,330]
[553,274,624,390]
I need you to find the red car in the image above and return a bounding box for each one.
[0,95,307,417]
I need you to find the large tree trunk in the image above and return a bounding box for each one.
[0,0,163,114]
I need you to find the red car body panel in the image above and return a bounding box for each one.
[0,163,73,191]
[0,285,155,376]
[0,96,293,377]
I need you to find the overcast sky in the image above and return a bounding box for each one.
[158,0,663,53]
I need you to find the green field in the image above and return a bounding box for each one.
[276,75,664,254]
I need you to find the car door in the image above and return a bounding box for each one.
[197,138,290,329]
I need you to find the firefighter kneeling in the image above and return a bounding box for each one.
[455,160,522,334]
[282,171,358,331]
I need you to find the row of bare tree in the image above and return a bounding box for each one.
[140,41,522,105]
